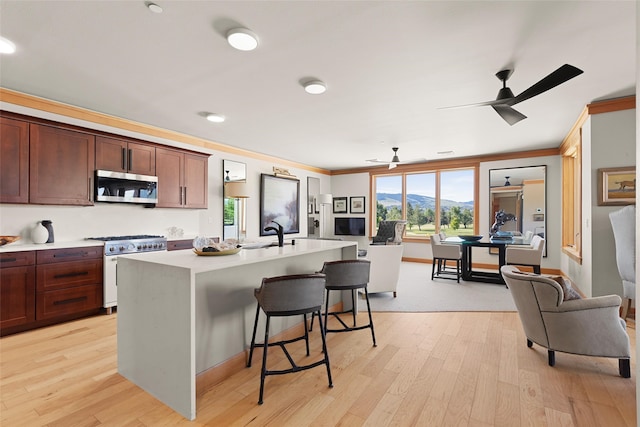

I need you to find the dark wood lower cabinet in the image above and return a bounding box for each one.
[0,247,103,336]
[36,284,102,320]
[0,252,36,329]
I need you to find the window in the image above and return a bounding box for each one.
[561,128,582,262]
[373,167,476,238]
[373,175,402,228]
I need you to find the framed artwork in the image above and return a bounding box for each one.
[333,197,347,213]
[350,196,365,214]
[260,174,300,236]
[597,167,636,206]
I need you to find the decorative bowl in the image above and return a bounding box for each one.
[459,235,483,242]
[193,247,241,256]
[0,236,21,246]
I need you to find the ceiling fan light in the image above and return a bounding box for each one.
[0,36,16,54]
[226,28,259,51]
[206,113,225,123]
[304,80,326,95]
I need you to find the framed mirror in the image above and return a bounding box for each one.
[489,165,546,256]
[307,177,320,237]
[223,160,247,241]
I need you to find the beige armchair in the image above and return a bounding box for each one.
[364,244,403,297]
[430,233,462,282]
[506,234,544,273]
[609,205,635,319]
[501,265,631,377]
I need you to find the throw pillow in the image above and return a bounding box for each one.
[548,275,582,301]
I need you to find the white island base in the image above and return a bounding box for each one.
[117,239,357,420]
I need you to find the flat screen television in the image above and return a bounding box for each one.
[334,217,366,236]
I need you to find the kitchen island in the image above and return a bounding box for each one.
[116,239,357,420]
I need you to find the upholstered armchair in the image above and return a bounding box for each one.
[364,244,403,297]
[609,205,636,319]
[506,235,545,273]
[430,233,462,282]
[501,265,631,377]
[371,220,406,245]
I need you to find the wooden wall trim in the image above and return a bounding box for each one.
[0,88,330,176]
[587,95,636,115]
[332,148,560,176]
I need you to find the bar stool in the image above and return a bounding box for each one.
[247,273,333,404]
[313,260,376,347]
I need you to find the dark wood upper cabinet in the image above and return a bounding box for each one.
[0,117,29,203]
[95,136,155,176]
[156,147,208,208]
[29,124,95,205]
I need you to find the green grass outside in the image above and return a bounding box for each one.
[404,223,476,238]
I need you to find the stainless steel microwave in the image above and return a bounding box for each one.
[95,170,158,204]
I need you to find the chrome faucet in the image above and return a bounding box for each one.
[264,221,284,247]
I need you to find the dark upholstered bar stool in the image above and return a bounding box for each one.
[314,259,376,347]
[247,273,333,405]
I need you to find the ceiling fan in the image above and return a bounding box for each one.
[441,64,583,125]
[366,147,425,169]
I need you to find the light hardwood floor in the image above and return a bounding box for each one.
[0,311,635,426]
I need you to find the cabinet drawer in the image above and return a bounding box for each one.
[37,246,102,264]
[37,259,103,291]
[0,251,36,268]
[36,284,102,320]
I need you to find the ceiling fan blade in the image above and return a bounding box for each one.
[510,64,583,106]
[388,162,398,170]
[439,98,514,110]
[492,105,527,126]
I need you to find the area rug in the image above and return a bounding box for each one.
[360,261,517,312]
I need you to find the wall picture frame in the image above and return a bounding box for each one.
[597,166,636,206]
[333,197,347,213]
[350,196,365,214]
[260,174,300,235]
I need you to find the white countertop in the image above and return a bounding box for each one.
[119,239,357,274]
[0,239,104,253]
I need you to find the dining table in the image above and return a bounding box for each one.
[445,236,530,285]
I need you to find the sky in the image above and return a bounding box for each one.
[375,170,474,202]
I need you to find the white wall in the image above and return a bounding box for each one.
[0,102,330,244]
[561,109,636,298]
[329,173,370,249]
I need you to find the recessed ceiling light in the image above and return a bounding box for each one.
[226,28,259,51]
[304,80,327,95]
[206,113,225,123]
[147,2,163,13]
[0,36,16,54]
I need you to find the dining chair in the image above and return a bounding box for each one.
[430,233,462,282]
[505,235,544,273]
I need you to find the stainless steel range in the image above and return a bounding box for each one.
[87,234,167,313]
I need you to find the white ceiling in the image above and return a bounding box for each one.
[0,1,635,171]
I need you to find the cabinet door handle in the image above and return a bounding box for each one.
[88,177,93,202]
[53,271,89,279]
[183,187,187,206]
[128,149,132,171]
[0,257,17,263]
[179,186,183,205]
[53,296,88,306]
[122,147,127,170]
